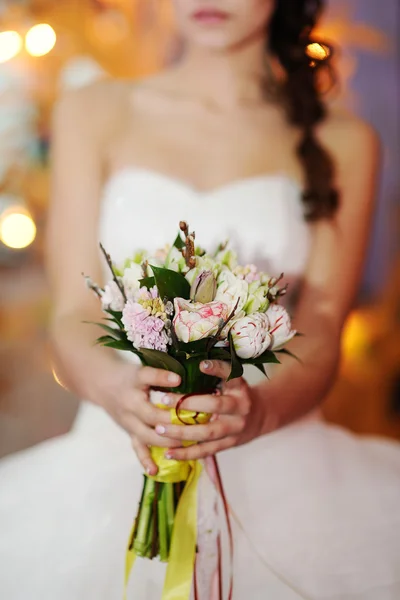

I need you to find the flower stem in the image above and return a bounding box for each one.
[165,483,176,550]
[150,482,160,559]
[133,476,156,557]
[157,485,169,562]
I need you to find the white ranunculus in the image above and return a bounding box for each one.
[266,304,296,350]
[215,269,248,315]
[122,263,143,299]
[231,313,272,359]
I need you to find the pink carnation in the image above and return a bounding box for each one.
[122,299,169,352]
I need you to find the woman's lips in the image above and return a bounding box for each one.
[191,9,231,25]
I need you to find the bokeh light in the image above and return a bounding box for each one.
[25,24,56,57]
[306,42,331,61]
[0,209,37,249]
[342,311,372,360]
[0,31,23,63]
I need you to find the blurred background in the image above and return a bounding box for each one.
[0,0,399,458]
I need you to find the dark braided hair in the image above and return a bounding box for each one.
[268,0,339,220]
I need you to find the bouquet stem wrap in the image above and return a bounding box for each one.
[124,446,202,600]
[124,359,219,600]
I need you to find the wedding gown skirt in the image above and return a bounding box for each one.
[1,169,400,599]
[1,400,400,600]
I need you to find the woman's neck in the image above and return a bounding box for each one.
[175,37,268,109]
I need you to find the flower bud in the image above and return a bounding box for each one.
[215,248,238,271]
[190,270,217,303]
[165,246,186,272]
[243,286,270,314]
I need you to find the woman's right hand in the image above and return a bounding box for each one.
[98,362,183,475]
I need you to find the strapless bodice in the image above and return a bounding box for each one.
[99,168,311,291]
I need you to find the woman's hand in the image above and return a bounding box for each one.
[154,360,267,461]
[100,362,184,475]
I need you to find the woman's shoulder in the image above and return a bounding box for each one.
[53,79,132,134]
[53,71,180,129]
[319,107,380,166]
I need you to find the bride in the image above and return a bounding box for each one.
[1,0,400,598]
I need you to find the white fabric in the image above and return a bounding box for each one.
[1,168,400,599]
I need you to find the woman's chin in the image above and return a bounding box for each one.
[183,27,242,52]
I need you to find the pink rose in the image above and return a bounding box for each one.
[173,298,229,343]
[266,304,296,350]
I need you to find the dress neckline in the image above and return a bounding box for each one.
[103,166,302,199]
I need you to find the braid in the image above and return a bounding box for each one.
[268,0,339,220]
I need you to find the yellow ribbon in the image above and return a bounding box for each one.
[124,407,208,600]
[161,459,202,600]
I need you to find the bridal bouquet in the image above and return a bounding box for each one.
[85,221,296,599]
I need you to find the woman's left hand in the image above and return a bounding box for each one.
[154,360,266,461]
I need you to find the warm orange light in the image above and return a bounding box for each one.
[25,24,56,57]
[342,312,372,359]
[0,209,36,249]
[306,42,330,61]
[52,367,67,389]
[0,31,22,63]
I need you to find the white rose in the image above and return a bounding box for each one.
[231,313,271,359]
[266,304,296,350]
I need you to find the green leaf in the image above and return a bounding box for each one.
[103,339,136,351]
[104,309,124,328]
[151,265,190,300]
[254,363,268,377]
[277,348,302,363]
[84,321,126,340]
[95,335,119,345]
[227,334,244,382]
[138,348,186,380]
[173,232,185,250]
[208,347,231,362]
[139,276,156,290]
[178,339,210,355]
[242,350,281,365]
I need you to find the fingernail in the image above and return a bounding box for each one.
[146,465,155,475]
[168,372,180,384]
[156,425,166,435]
[165,452,173,460]
[202,360,212,370]
[162,394,170,406]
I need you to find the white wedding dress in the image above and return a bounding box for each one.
[1,168,400,600]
